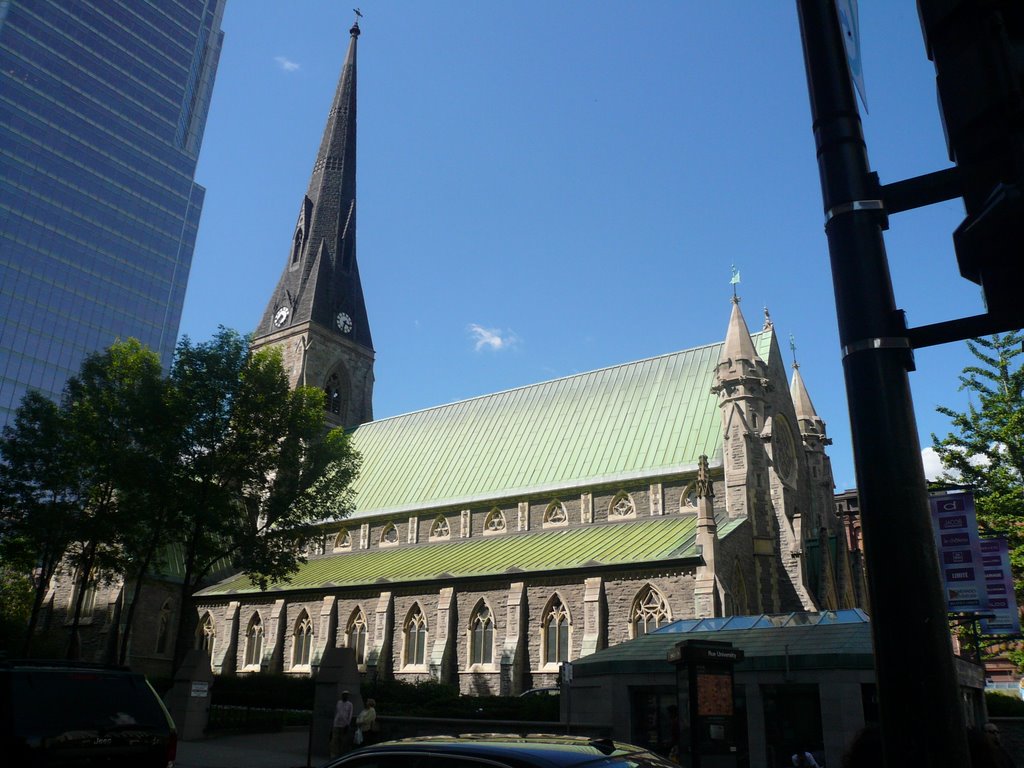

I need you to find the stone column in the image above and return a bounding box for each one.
[211,601,239,676]
[265,599,287,673]
[312,596,337,671]
[501,582,526,695]
[312,646,363,758]
[163,649,214,741]
[429,587,456,683]
[366,591,393,677]
[581,492,593,524]
[581,577,604,657]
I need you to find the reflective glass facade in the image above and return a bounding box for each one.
[0,0,225,427]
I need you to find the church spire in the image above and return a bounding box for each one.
[718,296,763,369]
[251,19,375,430]
[790,363,827,439]
[255,19,372,351]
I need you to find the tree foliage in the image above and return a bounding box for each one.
[932,331,1024,594]
[0,329,359,663]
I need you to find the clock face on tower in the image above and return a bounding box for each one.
[336,312,352,334]
[273,305,290,328]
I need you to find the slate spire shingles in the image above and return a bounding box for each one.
[255,21,372,351]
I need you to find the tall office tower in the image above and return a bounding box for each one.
[0,0,226,428]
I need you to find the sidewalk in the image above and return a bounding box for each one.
[175,728,331,768]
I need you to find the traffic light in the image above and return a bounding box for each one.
[918,0,1024,318]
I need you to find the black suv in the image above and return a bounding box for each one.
[0,660,177,767]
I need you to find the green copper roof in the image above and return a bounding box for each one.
[198,516,699,596]
[346,332,773,518]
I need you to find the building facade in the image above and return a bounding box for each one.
[39,21,862,688]
[0,0,225,428]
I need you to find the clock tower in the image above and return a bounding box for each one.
[252,20,373,430]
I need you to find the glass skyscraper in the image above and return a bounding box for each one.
[0,0,225,428]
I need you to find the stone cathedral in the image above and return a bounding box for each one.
[36,22,863,689]
[186,22,864,695]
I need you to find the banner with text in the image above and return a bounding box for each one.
[930,491,986,612]
[980,537,1020,636]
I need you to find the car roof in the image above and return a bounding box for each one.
[353,734,665,768]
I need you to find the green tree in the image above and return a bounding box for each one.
[932,332,1024,594]
[0,391,85,655]
[167,329,359,666]
[55,340,168,658]
[1,340,178,658]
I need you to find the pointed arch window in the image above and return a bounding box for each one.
[293,611,314,668]
[429,515,450,540]
[544,501,568,527]
[244,613,265,668]
[196,613,216,656]
[542,596,571,666]
[469,603,494,666]
[291,228,303,265]
[333,528,352,552]
[631,585,671,637]
[483,508,506,535]
[380,522,399,546]
[155,600,172,654]
[404,606,428,668]
[609,492,636,519]
[681,484,698,511]
[347,608,368,665]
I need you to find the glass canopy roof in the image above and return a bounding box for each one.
[652,608,870,634]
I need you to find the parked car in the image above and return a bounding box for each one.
[518,687,560,697]
[324,733,678,768]
[0,660,177,767]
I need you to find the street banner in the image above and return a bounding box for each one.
[929,491,986,612]
[979,537,1020,636]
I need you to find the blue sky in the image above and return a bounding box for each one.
[178,2,985,492]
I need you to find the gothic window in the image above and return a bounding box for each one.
[772,415,798,484]
[347,608,368,665]
[631,585,671,637]
[404,606,428,667]
[196,613,216,656]
[80,580,97,617]
[608,492,635,519]
[542,596,571,666]
[469,603,494,666]
[333,528,352,551]
[291,228,303,264]
[483,508,506,534]
[430,515,450,540]
[681,484,698,510]
[380,522,399,546]
[155,600,172,655]
[293,611,314,668]
[244,613,265,668]
[732,560,750,615]
[543,501,568,527]
[323,366,349,418]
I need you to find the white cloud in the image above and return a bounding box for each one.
[921,447,945,481]
[274,56,300,72]
[468,324,519,352]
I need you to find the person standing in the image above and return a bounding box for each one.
[330,690,354,758]
[356,698,378,747]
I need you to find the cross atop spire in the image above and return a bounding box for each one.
[790,333,799,368]
[351,8,362,36]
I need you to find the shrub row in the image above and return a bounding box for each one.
[198,674,558,721]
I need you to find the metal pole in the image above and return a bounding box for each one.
[794,2,971,766]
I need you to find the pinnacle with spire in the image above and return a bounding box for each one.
[718,294,764,370]
[790,362,827,439]
[255,18,372,351]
